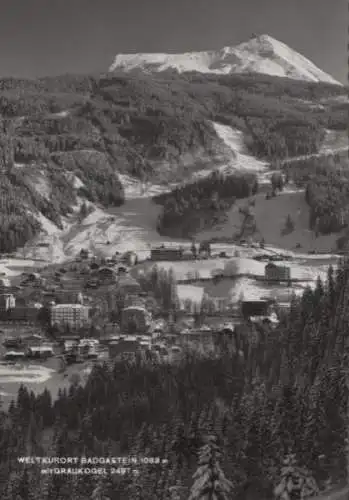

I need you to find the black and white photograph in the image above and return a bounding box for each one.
[0,0,348,498]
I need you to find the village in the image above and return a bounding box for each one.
[0,238,326,386]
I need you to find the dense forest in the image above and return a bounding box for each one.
[0,259,349,498]
[281,152,349,237]
[0,71,347,252]
[153,170,258,237]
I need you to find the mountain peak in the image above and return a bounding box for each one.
[109,35,341,85]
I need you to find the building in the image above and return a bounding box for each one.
[22,334,43,347]
[76,292,84,305]
[3,337,23,349]
[116,276,142,295]
[50,304,90,329]
[4,306,41,323]
[180,326,214,345]
[121,305,152,334]
[182,249,194,260]
[80,248,89,260]
[121,251,138,266]
[108,339,142,360]
[124,294,145,308]
[27,272,41,282]
[116,265,129,276]
[250,311,279,327]
[150,246,183,261]
[241,300,273,319]
[0,294,15,311]
[27,346,54,359]
[0,278,11,289]
[97,267,117,281]
[3,351,26,362]
[265,262,291,282]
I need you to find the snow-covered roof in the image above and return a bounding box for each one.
[51,304,89,310]
[123,305,147,312]
[29,346,53,352]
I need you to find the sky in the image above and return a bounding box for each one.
[0,0,347,83]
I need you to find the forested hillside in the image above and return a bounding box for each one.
[1,260,349,499]
[153,170,258,237]
[0,71,347,253]
[282,151,349,241]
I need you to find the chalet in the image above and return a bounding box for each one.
[265,262,291,282]
[151,246,183,261]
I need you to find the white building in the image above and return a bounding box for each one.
[50,304,90,328]
[0,293,15,311]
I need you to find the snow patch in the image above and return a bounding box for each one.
[65,172,85,190]
[211,122,268,174]
[177,284,204,303]
[0,364,55,384]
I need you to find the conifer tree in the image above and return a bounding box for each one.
[274,453,319,500]
[188,434,234,500]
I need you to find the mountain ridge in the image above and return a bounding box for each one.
[109,34,341,85]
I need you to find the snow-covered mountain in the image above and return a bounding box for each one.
[109,34,341,85]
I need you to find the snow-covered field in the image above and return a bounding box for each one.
[320,129,348,154]
[178,274,321,305]
[177,284,205,303]
[191,123,269,182]
[198,186,342,254]
[0,257,48,277]
[0,364,55,384]
[142,253,331,306]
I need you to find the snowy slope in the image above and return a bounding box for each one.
[109,34,341,85]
